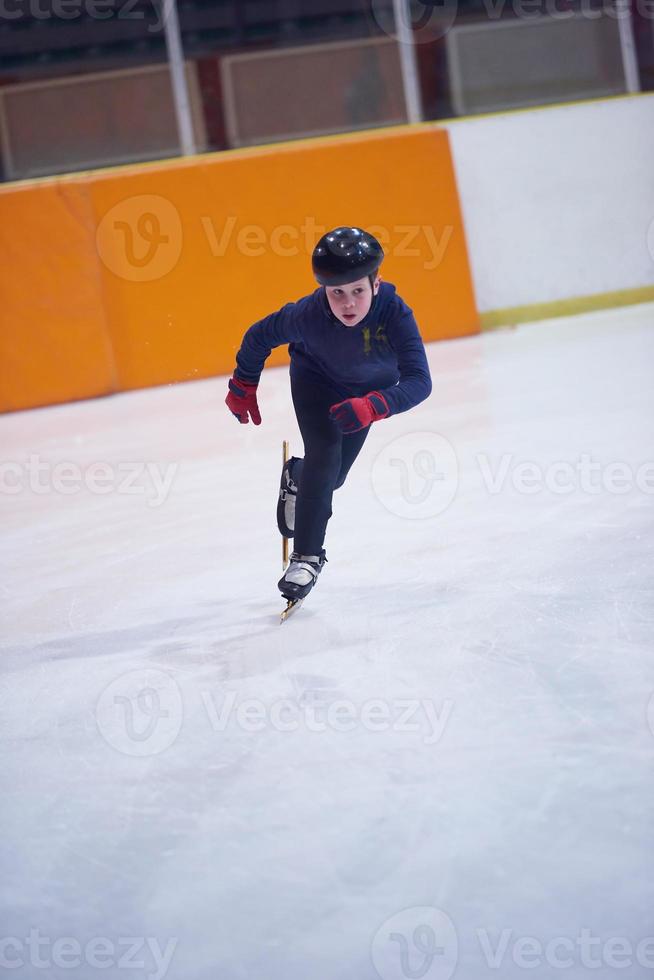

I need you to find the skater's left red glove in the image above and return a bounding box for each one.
[328,391,390,434]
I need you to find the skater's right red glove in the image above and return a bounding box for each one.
[225,374,261,425]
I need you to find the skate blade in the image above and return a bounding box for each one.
[280,597,304,623]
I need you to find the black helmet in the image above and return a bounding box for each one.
[312,226,384,286]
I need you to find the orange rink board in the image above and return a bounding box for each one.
[0,126,479,412]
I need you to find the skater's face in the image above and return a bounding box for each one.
[324,275,380,327]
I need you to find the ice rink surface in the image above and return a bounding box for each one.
[1,302,654,980]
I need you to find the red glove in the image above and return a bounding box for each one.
[328,391,390,434]
[225,374,261,425]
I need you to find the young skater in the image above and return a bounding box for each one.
[225,226,432,602]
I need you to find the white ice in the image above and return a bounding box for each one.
[1,303,654,980]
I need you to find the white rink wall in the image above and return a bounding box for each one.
[444,94,654,312]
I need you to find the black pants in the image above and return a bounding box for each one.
[290,369,370,555]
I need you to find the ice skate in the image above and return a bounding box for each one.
[278,550,327,601]
[277,456,301,539]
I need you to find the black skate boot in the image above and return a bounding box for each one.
[277,456,301,539]
[278,550,327,601]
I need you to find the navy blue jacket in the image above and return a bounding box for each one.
[234,282,432,416]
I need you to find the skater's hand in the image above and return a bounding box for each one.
[329,391,389,434]
[225,374,261,425]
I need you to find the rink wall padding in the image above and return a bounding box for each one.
[0,127,479,413]
[0,183,117,410]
